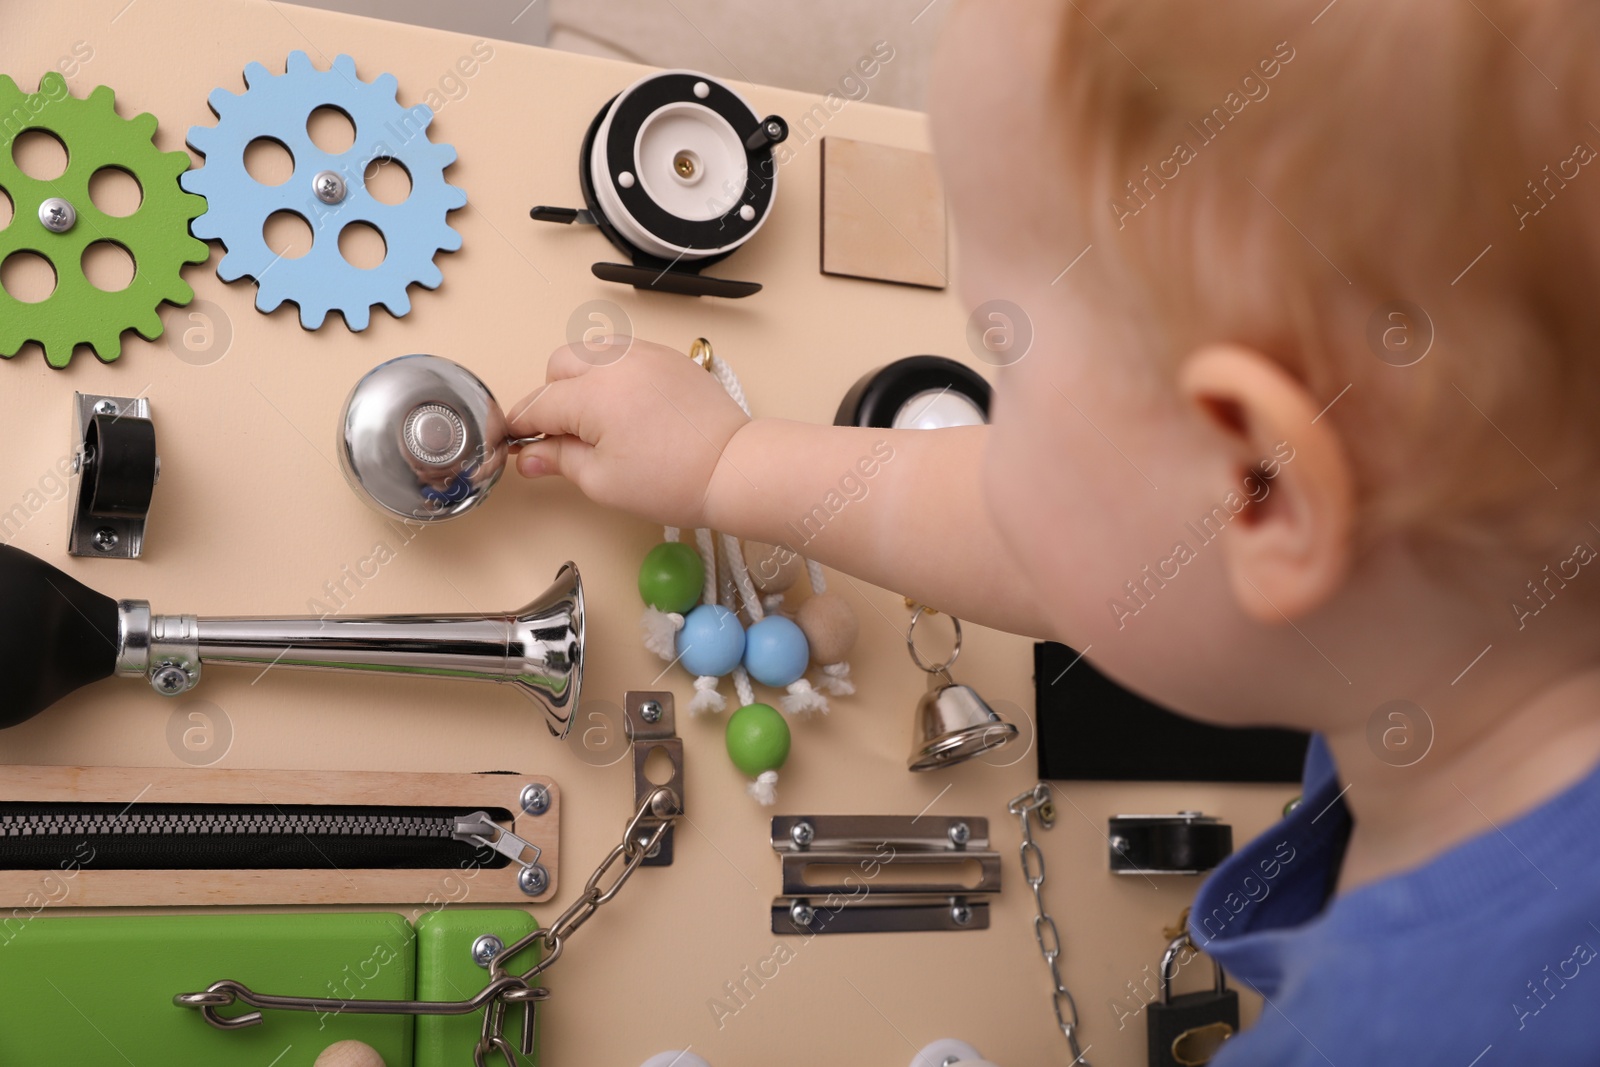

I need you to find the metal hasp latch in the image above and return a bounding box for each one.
[1107,812,1233,875]
[770,814,1002,935]
[627,691,684,867]
[69,392,159,559]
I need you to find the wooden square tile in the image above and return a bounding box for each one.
[821,137,948,289]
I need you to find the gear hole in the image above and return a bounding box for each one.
[12,130,68,182]
[362,156,411,206]
[244,138,295,187]
[264,210,314,259]
[88,166,143,218]
[308,105,357,155]
[0,187,12,231]
[82,240,136,293]
[0,251,57,303]
[338,221,386,270]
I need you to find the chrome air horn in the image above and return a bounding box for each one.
[1,544,582,735]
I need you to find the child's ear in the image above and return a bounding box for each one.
[1178,344,1355,622]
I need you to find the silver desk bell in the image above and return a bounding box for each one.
[906,606,1019,771]
[339,354,539,522]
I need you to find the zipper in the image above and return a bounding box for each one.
[0,804,539,873]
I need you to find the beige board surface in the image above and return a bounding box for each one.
[0,5,1294,1064]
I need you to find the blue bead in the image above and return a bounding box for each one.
[742,616,811,687]
[677,604,746,677]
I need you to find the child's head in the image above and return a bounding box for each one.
[930,0,1600,729]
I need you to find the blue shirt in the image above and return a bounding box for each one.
[1191,735,1600,1065]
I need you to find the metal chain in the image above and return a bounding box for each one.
[1009,782,1091,1066]
[173,786,681,1067]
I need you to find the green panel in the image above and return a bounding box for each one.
[415,909,540,1067]
[0,912,414,1066]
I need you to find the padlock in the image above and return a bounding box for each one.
[1147,934,1238,1067]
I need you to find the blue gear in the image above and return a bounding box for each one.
[182,51,466,331]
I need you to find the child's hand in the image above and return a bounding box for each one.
[507,339,752,529]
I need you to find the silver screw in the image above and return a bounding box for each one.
[519,783,550,816]
[1109,834,1131,855]
[950,902,973,926]
[639,700,663,723]
[312,170,347,205]
[93,399,118,416]
[39,197,76,233]
[518,864,549,896]
[948,821,971,847]
[765,120,783,139]
[151,664,189,696]
[92,528,119,552]
[790,821,814,848]
[789,900,815,927]
[471,934,504,968]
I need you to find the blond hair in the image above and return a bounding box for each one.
[1053,0,1600,560]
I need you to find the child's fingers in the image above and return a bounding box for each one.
[546,341,622,382]
[516,435,593,483]
[506,377,586,440]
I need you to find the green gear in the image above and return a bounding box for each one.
[0,73,208,368]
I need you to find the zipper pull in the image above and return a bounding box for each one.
[453,811,542,871]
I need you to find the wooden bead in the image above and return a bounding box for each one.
[797,591,858,664]
[314,1041,386,1067]
[745,540,803,593]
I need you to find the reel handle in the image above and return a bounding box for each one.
[0,545,119,726]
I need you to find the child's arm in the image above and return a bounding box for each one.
[509,340,1051,637]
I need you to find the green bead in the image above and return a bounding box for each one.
[638,542,704,614]
[725,703,791,777]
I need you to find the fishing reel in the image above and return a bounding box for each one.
[531,70,788,298]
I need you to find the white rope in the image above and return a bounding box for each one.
[664,526,680,543]
[747,769,779,806]
[722,532,764,622]
[710,355,753,417]
[687,674,726,715]
[783,677,828,715]
[805,558,827,594]
[694,527,717,606]
[640,606,682,660]
[818,661,855,696]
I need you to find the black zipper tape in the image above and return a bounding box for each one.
[0,803,515,871]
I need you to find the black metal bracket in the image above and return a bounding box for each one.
[68,392,158,560]
[1107,813,1233,875]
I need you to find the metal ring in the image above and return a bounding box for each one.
[688,337,713,371]
[906,605,962,674]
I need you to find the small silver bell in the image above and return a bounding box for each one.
[908,679,1020,772]
[338,354,537,522]
[904,606,1019,772]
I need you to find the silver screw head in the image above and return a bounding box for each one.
[312,170,347,205]
[1109,834,1131,855]
[92,527,119,552]
[765,120,783,139]
[789,900,815,926]
[790,821,815,847]
[151,664,189,696]
[93,399,118,416]
[640,700,663,723]
[471,934,504,968]
[518,863,549,896]
[39,197,76,233]
[948,821,971,846]
[519,783,551,816]
[950,902,973,926]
